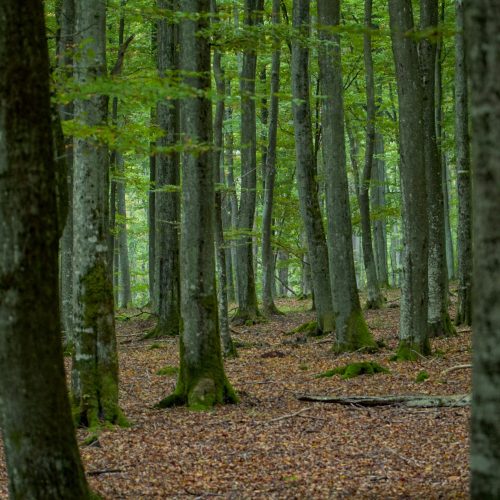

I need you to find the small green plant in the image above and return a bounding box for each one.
[316,361,390,380]
[415,370,430,383]
[149,342,161,350]
[156,365,179,376]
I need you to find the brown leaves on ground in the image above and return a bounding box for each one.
[0,292,471,498]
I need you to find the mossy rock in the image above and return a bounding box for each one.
[316,361,390,380]
[415,370,430,383]
[156,365,179,376]
[285,320,320,337]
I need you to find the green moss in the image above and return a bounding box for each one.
[333,309,377,353]
[415,370,430,383]
[289,320,318,335]
[428,312,457,338]
[149,342,162,350]
[316,361,390,379]
[299,363,310,371]
[392,338,432,361]
[156,365,179,376]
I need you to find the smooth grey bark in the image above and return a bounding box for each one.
[72,0,125,426]
[150,0,181,337]
[57,0,75,347]
[359,0,384,309]
[277,250,290,297]
[158,0,237,410]
[371,132,389,287]
[233,0,264,324]
[212,0,237,357]
[261,0,282,316]
[420,0,455,338]
[454,0,472,326]
[318,0,375,350]
[149,116,157,307]
[466,1,500,495]
[388,0,430,358]
[291,0,335,334]
[0,1,91,496]
[116,153,132,308]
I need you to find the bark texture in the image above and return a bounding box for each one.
[388,0,430,358]
[72,0,124,427]
[318,0,375,350]
[149,0,182,338]
[158,0,237,410]
[454,0,472,327]
[0,1,90,496]
[465,1,500,496]
[291,0,335,334]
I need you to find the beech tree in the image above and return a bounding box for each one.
[0,0,90,496]
[71,0,125,427]
[158,0,237,409]
[388,0,430,358]
[466,0,500,495]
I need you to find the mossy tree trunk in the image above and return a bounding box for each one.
[158,0,237,410]
[150,0,181,337]
[72,0,125,427]
[233,0,264,324]
[420,0,455,338]
[454,0,472,327]
[317,0,375,350]
[0,1,91,496]
[291,0,335,335]
[466,1,500,496]
[388,0,430,359]
[261,0,282,317]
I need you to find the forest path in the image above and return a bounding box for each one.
[0,294,471,498]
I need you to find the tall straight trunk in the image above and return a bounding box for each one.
[454,0,472,326]
[58,0,75,347]
[466,1,500,495]
[0,2,91,496]
[359,0,384,309]
[149,124,156,307]
[158,0,237,410]
[233,0,264,324]
[318,0,375,351]
[224,79,238,302]
[277,250,290,297]
[420,0,455,337]
[442,158,455,279]
[261,0,282,316]
[388,0,430,358]
[291,0,335,334]
[150,0,181,337]
[72,0,125,427]
[116,153,132,308]
[371,131,389,287]
[212,0,237,357]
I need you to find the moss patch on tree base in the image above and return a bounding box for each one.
[316,361,390,380]
[143,322,179,339]
[392,339,432,361]
[333,309,377,353]
[428,312,457,338]
[156,365,179,376]
[286,320,320,336]
[231,308,263,327]
[365,295,385,310]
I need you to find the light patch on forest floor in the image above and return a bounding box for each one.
[0,292,471,498]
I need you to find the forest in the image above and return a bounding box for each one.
[0,0,499,498]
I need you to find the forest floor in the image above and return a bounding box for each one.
[0,290,471,499]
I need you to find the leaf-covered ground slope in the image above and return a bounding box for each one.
[0,292,471,498]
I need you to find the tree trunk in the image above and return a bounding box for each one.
[72,0,125,427]
[0,1,91,496]
[57,0,76,349]
[261,0,282,316]
[158,0,237,410]
[212,0,237,357]
[466,2,500,496]
[318,0,375,350]
[116,153,132,308]
[150,0,181,337]
[359,0,384,309]
[388,0,430,358]
[420,0,455,338]
[455,0,472,327]
[149,118,156,307]
[233,0,264,324]
[291,0,335,334]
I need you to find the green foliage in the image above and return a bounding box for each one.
[156,365,179,376]
[415,370,430,383]
[316,361,390,380]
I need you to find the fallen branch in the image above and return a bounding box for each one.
[257,407,313,424]
[440,364,472,378]
[87,469,123,476]
[297,394,471,408]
